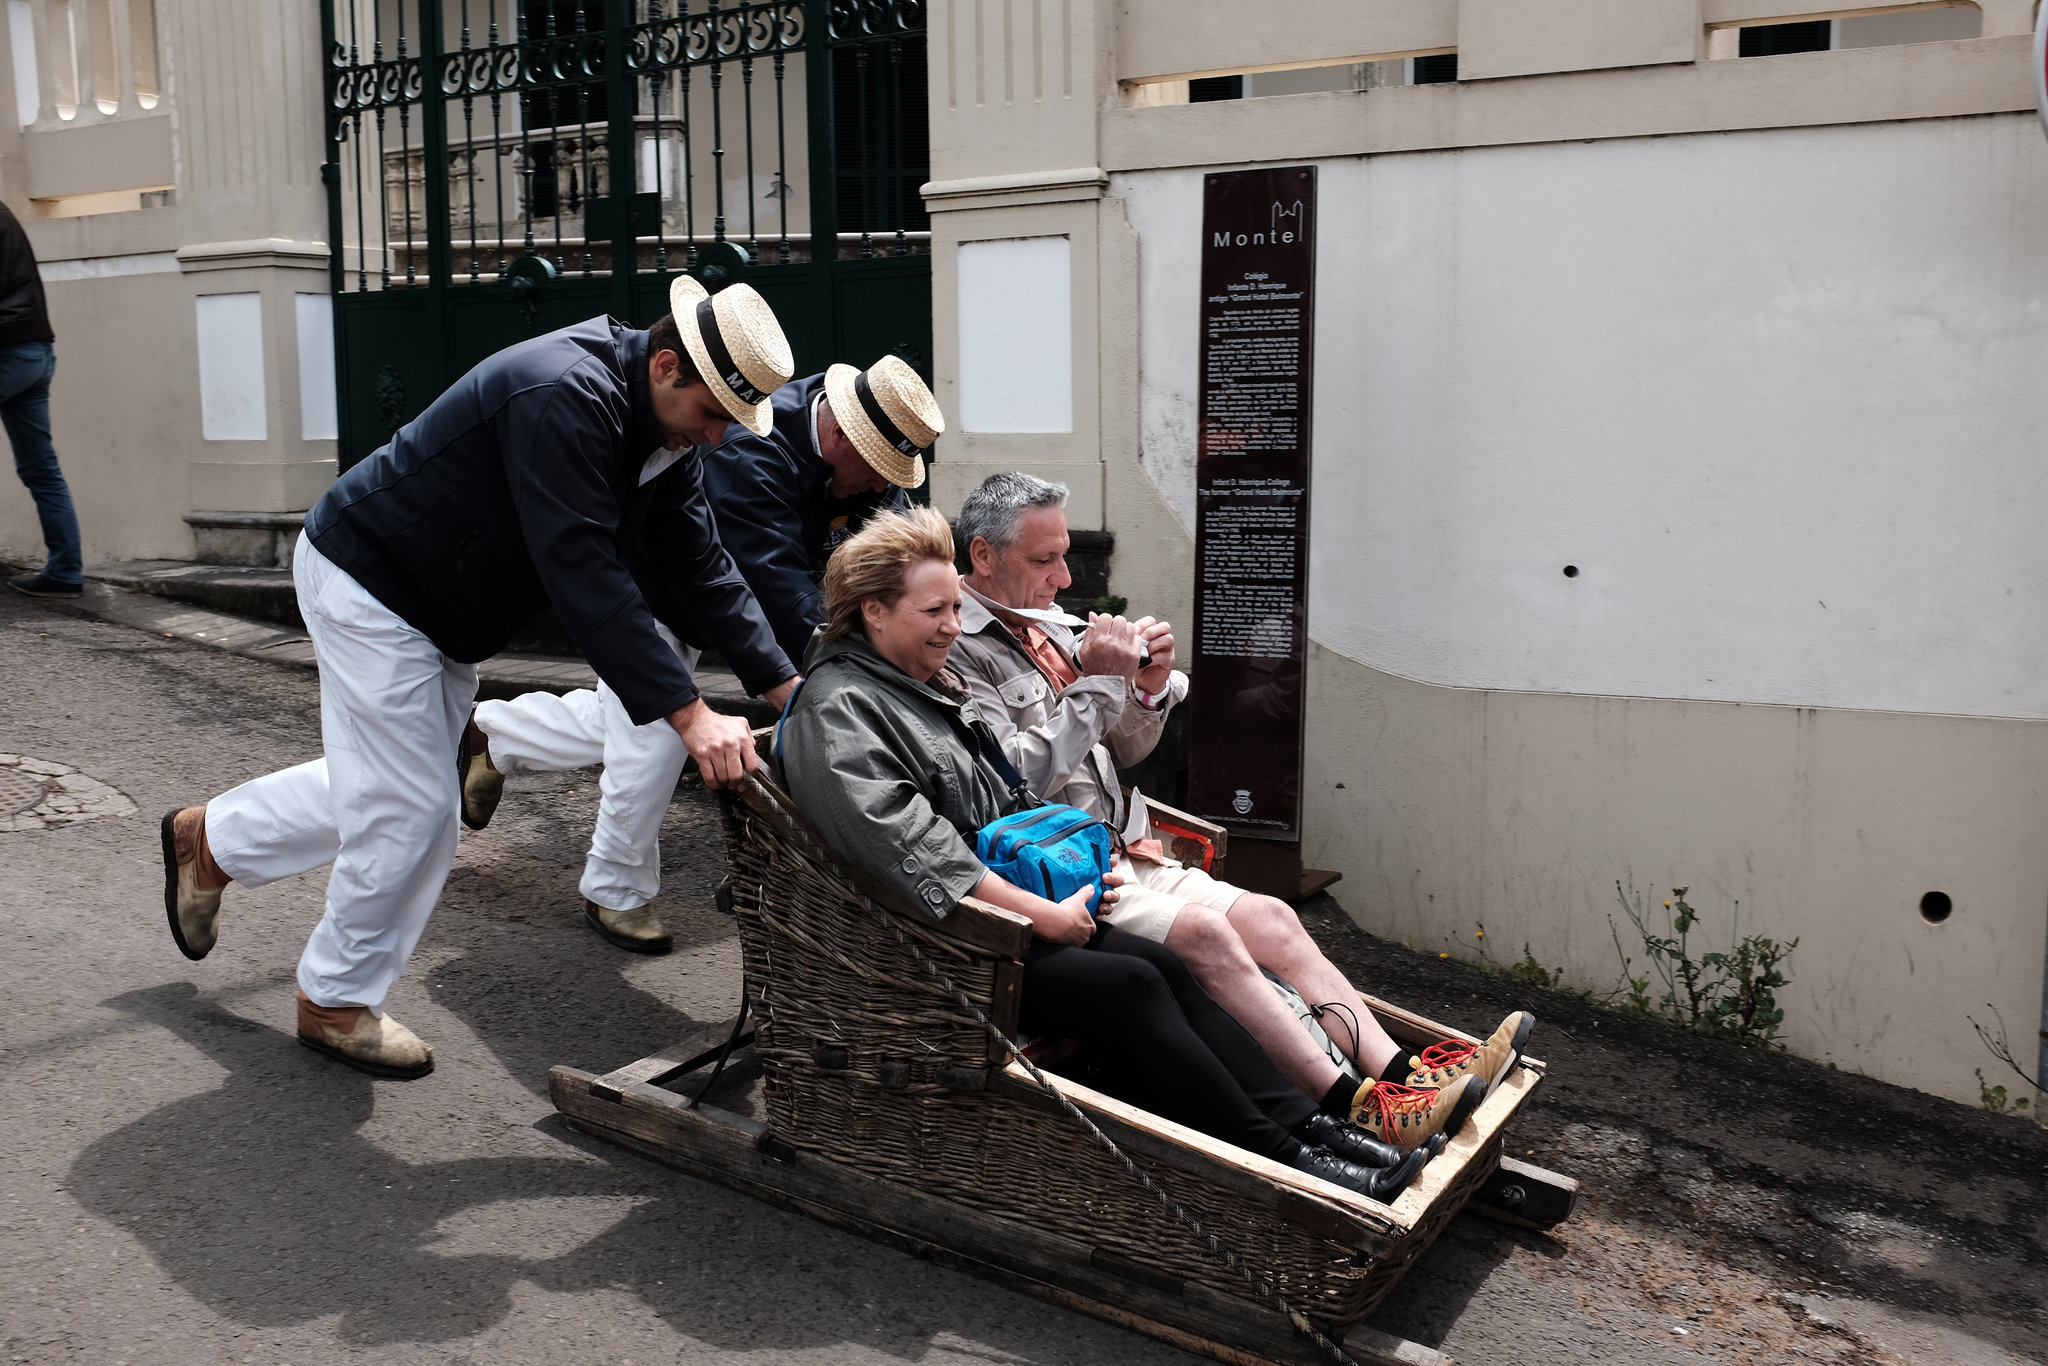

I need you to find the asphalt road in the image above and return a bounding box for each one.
[2,585,2041,1366]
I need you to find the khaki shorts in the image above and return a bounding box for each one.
[1098,854,1246,943]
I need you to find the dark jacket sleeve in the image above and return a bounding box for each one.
[637,450,797,694]
[502,362,700,725]
[701,432,825,669]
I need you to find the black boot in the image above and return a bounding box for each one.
[1290,1142,1433,1203]
[1297,1111,1405,1168]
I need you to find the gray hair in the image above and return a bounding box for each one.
[957,471,1070,554]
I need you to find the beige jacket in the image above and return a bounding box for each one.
[948,588,1190,832]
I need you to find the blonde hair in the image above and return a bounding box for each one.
[820,506,956,642]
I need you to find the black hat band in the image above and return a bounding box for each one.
[854,368,926,457]
[695,297,768,406]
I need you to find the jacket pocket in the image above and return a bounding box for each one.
[997,670,1048,710]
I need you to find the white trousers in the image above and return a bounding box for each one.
[205,534,478,1011]
[472,625,699,913]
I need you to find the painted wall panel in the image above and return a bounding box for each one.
[194,292,268,442]
[1119,114,2048,719]
[958,235,1075,433]
[295,292,338,442]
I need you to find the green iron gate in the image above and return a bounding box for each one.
[321,0,931,469]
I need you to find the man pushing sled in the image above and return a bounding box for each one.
[159,277,800,1077]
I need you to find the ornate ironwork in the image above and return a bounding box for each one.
[323,0,934,469]
[629,1,804,71]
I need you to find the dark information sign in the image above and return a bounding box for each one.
[1188,165,1317,840]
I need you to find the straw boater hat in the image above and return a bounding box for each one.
[823,355,943,489]
[669,274,793,436]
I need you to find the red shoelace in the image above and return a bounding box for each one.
[1355,1078,1441,1139]
[1413,1037,1478,1074]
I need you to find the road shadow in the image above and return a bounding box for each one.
[67,982,1146,1360]
[427,830,743,1096]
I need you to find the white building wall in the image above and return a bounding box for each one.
[1122,113,2048,719]
[1114,112,2048,1102]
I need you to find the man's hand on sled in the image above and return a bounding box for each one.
[1080,613,1144,680]
[1132,616,1176,695]
[670,699,759,789]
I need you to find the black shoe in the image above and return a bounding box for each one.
[1290,1142,1433,1203]
[8,572,82,599]
[1296,1111,1405,1168]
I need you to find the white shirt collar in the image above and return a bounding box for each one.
[638,444,690,486]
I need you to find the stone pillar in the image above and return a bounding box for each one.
[921,0,1113,530]
[0,0,335,567]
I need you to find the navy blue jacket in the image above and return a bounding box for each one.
[701,373,909,667]
[306,317,794,725]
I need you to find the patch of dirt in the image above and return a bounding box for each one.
[1297,898,2048,1364]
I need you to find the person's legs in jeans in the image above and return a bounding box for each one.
[0,342,81,585]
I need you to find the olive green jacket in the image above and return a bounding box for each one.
[778,631,1027,920]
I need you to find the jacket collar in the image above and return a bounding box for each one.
[810,630,974,714]
[615,322,667,459]
[958,584,1002,636]
[957,579,1078,660]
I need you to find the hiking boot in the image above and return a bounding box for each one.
[457,710,503,830]
[1405,1011,1535,1091]
[296,991,434,1079]
[159,805,228,960]
[1297,1112,1445,1169]
[584,899,674,955]
[1291,1141,1433,1203]
[1349,1072,1487,1150]
[8,572,82,599]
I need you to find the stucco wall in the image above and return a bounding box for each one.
[0,267,199,564]
[1123,113,2048,718]
[1113,112,2048,1101]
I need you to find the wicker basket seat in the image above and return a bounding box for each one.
[717,769,1547,1331]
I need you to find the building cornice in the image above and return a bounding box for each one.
[922,167,1110,213]
[176,239,330,274]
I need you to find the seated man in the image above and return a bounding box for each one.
[949,472,1532,1134]
[459,356,940,954]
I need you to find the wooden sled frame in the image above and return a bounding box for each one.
[551,761,1576,1366]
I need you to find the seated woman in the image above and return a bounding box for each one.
[777,508,1486,1202]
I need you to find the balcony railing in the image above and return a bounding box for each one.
[18,0,160,130]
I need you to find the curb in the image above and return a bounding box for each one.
[7,570,778,725]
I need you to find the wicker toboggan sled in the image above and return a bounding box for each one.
[550,758,1574,1366]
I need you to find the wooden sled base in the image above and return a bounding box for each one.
[549,1032,1578,1366]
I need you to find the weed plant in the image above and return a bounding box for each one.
[1969,1005,2045,1121]
[1610,884,1796,1047]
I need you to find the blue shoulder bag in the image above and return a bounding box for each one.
[970,725,1115,916]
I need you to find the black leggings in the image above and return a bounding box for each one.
[1019,924,1316,1162]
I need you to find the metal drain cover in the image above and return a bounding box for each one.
[0,755,138,832]
[0,766,43,817]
